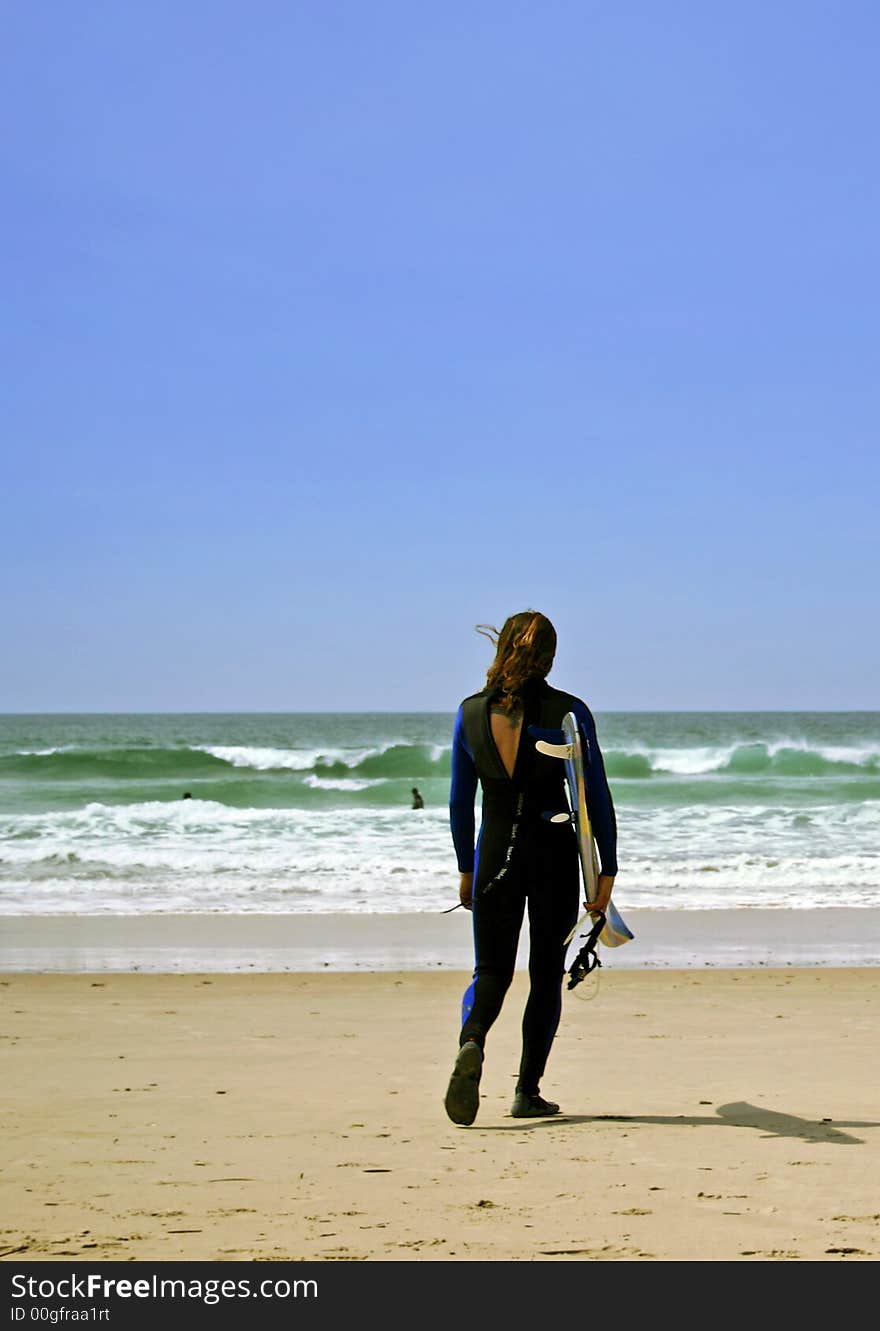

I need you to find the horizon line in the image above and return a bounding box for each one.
[1,707,879,717]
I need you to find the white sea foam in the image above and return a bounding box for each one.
[195,745,327,771]
[14,746,74,757]
[647,745,738,775]
[624,739,880,775]
[193,739,411,771]
[302,775,384,791]
[1,799,878,916]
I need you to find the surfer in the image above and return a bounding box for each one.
[444,610,617,1125]
[411,787,425,809]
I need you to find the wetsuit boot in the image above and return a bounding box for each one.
[510,1090,560,1118]
[444,1041,483,1125]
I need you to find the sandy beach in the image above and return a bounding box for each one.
[2,964,879,1263]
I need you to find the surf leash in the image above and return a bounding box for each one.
[567,910,606,990]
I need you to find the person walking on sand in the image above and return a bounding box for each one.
[444,610,618,1125]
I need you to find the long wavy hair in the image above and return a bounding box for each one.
[476,611,557,714]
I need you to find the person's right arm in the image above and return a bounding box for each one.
[449,706,478,909]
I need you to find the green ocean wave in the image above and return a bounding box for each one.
[1,746,234,781]
[3,738,878,797]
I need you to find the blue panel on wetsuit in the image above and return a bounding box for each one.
[461,978,476,1027]
[460,829,481,1027]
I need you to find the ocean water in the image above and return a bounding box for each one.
[0,712,878,915]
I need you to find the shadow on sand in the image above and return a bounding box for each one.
[482,1101,879,1144]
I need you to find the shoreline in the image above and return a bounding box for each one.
[2,907,879,972]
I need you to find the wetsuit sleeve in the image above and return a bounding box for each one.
[449,705,478,873]
[572,701,618,877]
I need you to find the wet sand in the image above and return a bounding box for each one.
[3,907,880,972]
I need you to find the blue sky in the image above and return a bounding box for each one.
[2,2,877,711]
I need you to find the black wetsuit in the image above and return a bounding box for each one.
[449,679,618,1096]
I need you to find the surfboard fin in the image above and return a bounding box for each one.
[534,739,574,760]
[564,909,590,945]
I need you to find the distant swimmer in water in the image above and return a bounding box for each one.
[182,791,193,799]
[411,787,425,809]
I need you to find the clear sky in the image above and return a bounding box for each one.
[2,2,877,712]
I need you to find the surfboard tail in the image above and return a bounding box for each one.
[567,904,634,951]
[600,902,635,947]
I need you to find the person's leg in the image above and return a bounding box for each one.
[516,856,579,1100]
[445,876,525,1126]
[459,879,525,1051]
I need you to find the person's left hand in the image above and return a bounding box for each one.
[459,872,474,911]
